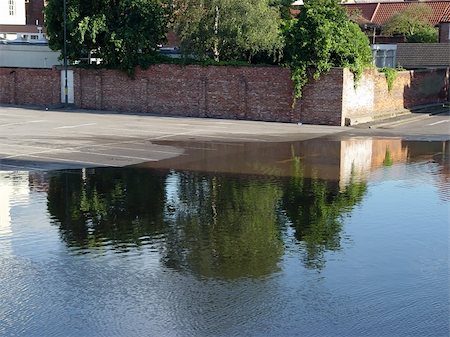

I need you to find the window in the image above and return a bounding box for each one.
[8,0,16,16]
[371,44,397,68]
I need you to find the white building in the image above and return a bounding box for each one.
[0,0,26,25]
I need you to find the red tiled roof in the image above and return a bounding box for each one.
[345,3,379,22]
[343,1,450,26]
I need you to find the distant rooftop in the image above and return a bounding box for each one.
[291,1,450,25]
[344,1,450,25]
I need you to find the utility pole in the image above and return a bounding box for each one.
[63,0,68,107]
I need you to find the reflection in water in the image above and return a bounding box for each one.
[44,138,450,276]
[283,153,367,269]
[1,138,449,337]
[46,168,365,276]
[47,168,167,251]
[163,172,284,278]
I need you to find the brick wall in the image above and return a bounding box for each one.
[342,68,449,125]
[74,65,301,123]
[0,68,60,106]
[0,65,448,126]
[300,68,344,125]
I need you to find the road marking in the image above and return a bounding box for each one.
[54,123,97,129]
[428,120,449,126]
[71,150,158,162]
[0,120,46,127]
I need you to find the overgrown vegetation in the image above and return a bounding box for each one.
[45,0,372,95]
[380,67,398,92]
[284,0,372,98]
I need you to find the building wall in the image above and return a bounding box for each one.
[439,23,450,43]
[0,65,448,125]
[0,0,26,25]
[25,0,45,25]
[0,44,61,68]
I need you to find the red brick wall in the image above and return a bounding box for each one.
[300,68,344,125]
[0,68,60,106]
[0,65,448,126]
[74,65,301,123]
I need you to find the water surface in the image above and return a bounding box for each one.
[0,138,448,337]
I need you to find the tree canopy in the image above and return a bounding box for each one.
[382,3,438,43]
[45,0,170,72]
[285,0,372,98]
[173,0,284,62]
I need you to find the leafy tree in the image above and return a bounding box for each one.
[173,0,284,62]
[383,3,438,43]
[44,0,170,72]
[285,0,372,98]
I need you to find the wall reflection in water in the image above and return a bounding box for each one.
[17,138,445,278]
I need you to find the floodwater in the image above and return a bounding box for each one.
[0,137,448,337]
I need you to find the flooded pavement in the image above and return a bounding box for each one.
[0,138,448,337]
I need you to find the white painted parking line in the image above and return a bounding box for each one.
[54,123,97,129]
[0,120,47,127]
[71,150,158,162]
[428,120,449,126]
[90,144,181,155]
[4,148,69,159]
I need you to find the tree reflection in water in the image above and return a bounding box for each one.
[47,168,167,250]
[282,153,367,269]
[163,172,284,279]
[47,164,367,276]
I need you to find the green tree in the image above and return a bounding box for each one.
[285,0,372,98]
[173,0,284,62]
[383,3,438,43]
[44,0,169,72]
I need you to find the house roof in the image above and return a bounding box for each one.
[0,24,46,34]
[343,1,450,26]
[396,43,450,68]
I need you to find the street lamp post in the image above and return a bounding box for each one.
[63,0,68,107]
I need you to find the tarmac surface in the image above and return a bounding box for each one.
[0,104,448,171]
